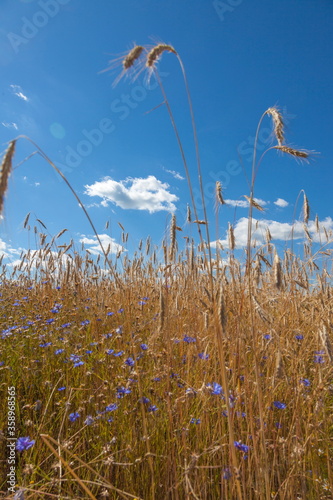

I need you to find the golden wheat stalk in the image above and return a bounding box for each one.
[243,195,265,211]
[146,44,177,68]
[319,325,333,363]
[303,193,310,224]
[273,146,310,161]
[0,141,16,215]
[266,107,284,145]
[228,223,235,251]
[216,181,225,205]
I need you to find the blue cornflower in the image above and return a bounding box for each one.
[148,405,158,412]
[210,382,223,395]
[16,437,35,451]
[295,334,304,340]
[300,378,311,386]
[140,397,150,404]
[113,351,124,357]
[106,349,114,355]
[263,334,271,340]
[104,333,113,338]
[125,357,135,366]
[46,318,54,324]
[39,342,52,348]
[86,350,92,354]
[84,416,94,425]
[116,387,131,397]
[81,320,90,326]
[74,361,84,367]
[70,354,81,363]
[234,441,249,453]
[314,355,324,364]
[118,308,124,313]
[198,352,209,360]
[115,326,123,335]
[0,361,4,367]
[153,377,161,382]
[275,422,282,429]
[142,296,149,300]
[55,349,64,355]
[69,412,80,422]
[190,418,201,424]
[61,322,71,328]
[183,335,196,343]
[107,312,114,316]
[57,386,66,391]
[138,301,147,306]
[105,403,118,412]
[273,401,286,409]
[140,343,148,350]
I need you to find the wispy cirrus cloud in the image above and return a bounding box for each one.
[10,84,29,102]
[84,175,178,213]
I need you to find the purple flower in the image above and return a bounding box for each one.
[69,412,80,422]
[234,441,249,453]
[273,401,286,409]
[81,320,90,326]
[39,342,52,347]
[190,418,201,424]
[46,318,54,324]
[16,437,35,451]
[113,351,124,357]
[115,326,123,335]
[314,355,324,364]
[140,344,148,350]
[140,397,150,404]
[118,308,124,314]
[107,312,114,316]
[148,405,158,412]
[57,386,66,391]
[105,403,118,412]
[106,349,114,355]
[116,387,131,397]
[125,357,135,366]
[295,334,304,340]
[55,349,64,355]
[263,334,271,340]
[198,352,209,360]
[300,378,310,386]
[183,335,196,343]
[210,382,223,395]
[74,361,84,367]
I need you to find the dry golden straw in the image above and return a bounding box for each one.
[146,44,177,68]
[267,107,284,145]
[273,146,309,160]
[216,181,225,205]
[244,195,265,212]
[123,45,144,69]
[0,140,16,215]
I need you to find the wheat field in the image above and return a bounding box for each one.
[0,43,332,500]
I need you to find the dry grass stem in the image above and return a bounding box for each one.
[0,140,16,215]
[146,44,177,68]
[267,107,285,145]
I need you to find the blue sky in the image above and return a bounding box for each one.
[1,0,333,268]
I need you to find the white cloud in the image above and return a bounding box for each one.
[80,234,125,255]
[84,175,178,213]
[10,84,29,102]
[225,198,268,208]
[211,216,333,249]
[274,198,289,208]
[165,169,185,180]
[1,122,18,130]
